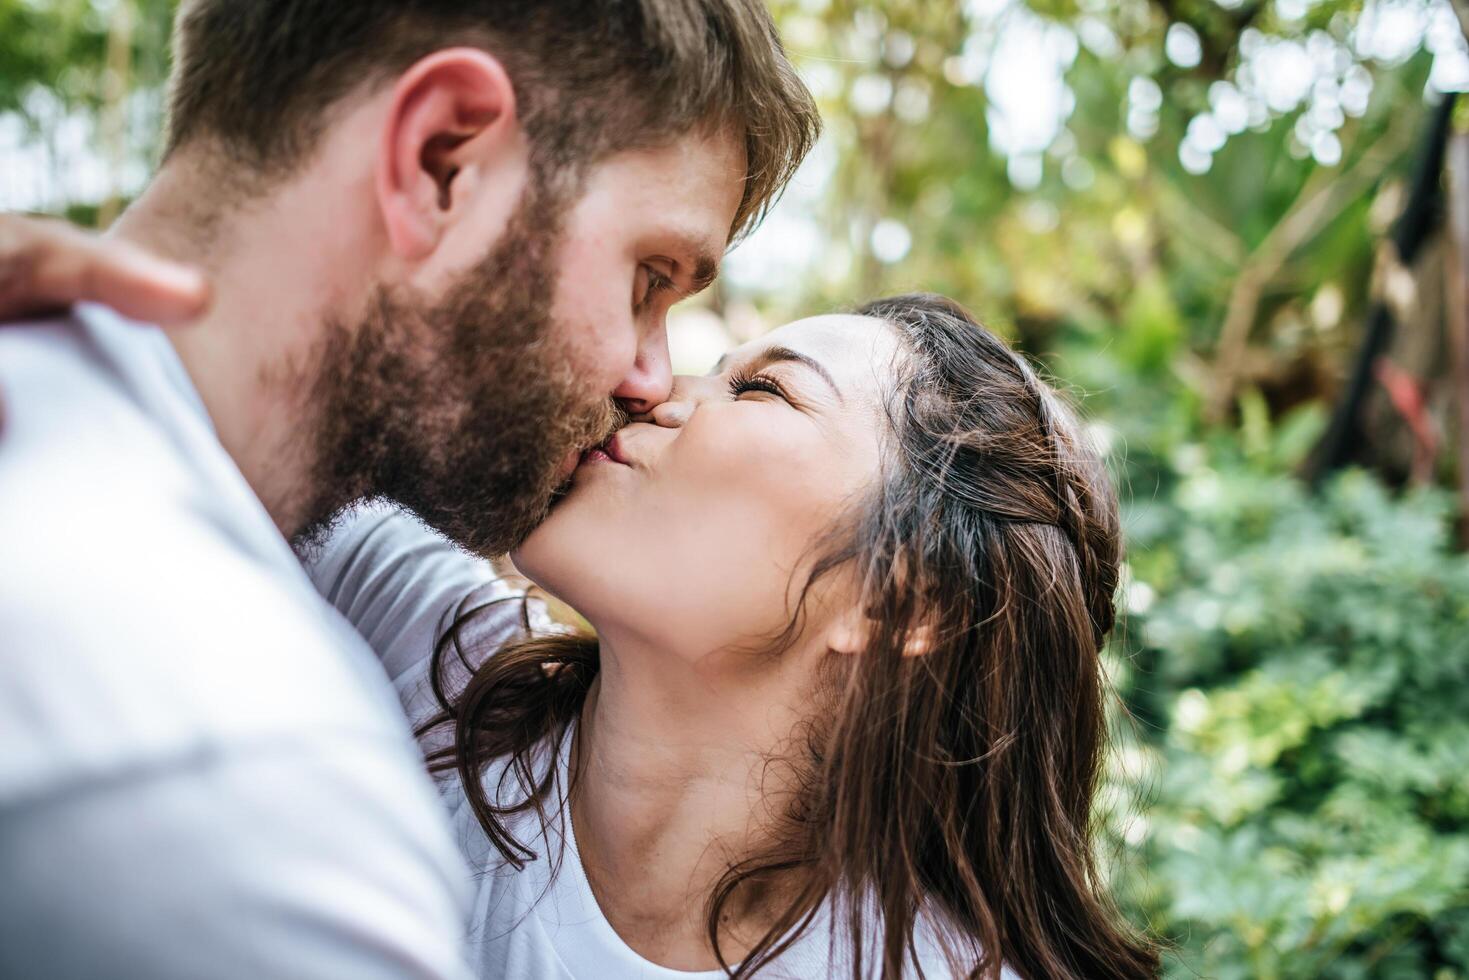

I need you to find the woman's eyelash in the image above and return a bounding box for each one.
[727,370,788,400]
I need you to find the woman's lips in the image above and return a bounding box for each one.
[602,433,631,465]
[580,433,631,468]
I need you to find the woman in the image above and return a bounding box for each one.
[309,293,1158,979]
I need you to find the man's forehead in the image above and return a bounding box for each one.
[600,131,744,186]
[596,133,745,227]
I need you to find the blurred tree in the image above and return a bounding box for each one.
[744,0,1458,474]
[0,0,174,224]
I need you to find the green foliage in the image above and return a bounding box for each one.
[0,0,173,118]
[1107,454,1469,978]
[0,0,175,216]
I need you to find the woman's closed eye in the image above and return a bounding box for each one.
[727,370,792,402]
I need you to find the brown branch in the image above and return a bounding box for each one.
[96,0,134,229]
[1445,130,1469,546]
[1207,112,1420,422]
[1450,0,1469,49]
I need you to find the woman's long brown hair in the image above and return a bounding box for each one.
[419,293,1159,978]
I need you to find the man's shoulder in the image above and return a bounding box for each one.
[0,483,410,799]
[0,305,282,629]
[0,306,208,508]
[0,308,410,804]
[0,304,160,405]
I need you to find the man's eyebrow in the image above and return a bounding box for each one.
[689,253,719,293]
[719,345,844,403]
[663,232,721,297]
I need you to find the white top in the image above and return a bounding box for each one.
[0,306,471,980]
[310,504,1010,979]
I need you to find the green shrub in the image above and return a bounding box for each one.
[1108,458,1469,979]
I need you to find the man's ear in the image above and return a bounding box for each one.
[376,48,524,261]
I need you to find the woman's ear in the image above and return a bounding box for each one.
[825,605,867,658]
[825,606,936,659]
[375,48,527,261]
[900,622,936,658]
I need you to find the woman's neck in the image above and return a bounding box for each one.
[568,640,811,970]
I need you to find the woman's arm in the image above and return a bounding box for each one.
[0,213,208,323]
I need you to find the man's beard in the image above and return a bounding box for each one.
[292,181,622,556]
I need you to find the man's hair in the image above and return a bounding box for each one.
[164,0,820,239]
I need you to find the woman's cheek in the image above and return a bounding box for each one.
[693,408,805,474]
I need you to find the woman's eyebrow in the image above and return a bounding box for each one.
[713,346,844,403]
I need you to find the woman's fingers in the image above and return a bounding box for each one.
[0,214,210,325]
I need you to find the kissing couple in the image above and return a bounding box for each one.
[0,2,1156,979]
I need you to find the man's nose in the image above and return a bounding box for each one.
[613,326,672,416]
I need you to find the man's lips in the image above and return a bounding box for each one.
[555,447,582,483]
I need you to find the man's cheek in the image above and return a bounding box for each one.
[588,324,640,394]
[566,337,629,408]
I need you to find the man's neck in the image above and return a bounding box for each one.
[570,639,812,969]
[108,160,367,538]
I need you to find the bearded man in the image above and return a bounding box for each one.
[0,2,817,978]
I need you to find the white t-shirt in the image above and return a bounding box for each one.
[0,306,471,980]
[310,504,1011,980]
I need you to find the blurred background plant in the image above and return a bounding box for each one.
[6,0,1469,975]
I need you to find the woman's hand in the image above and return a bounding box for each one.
[0,214,209,325]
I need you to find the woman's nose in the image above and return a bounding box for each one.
[632,375,703,428]
[648,398,691,428]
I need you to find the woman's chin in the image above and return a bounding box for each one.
[507,539,538,580]
[509,521,561,596]
[514,462,627,617]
